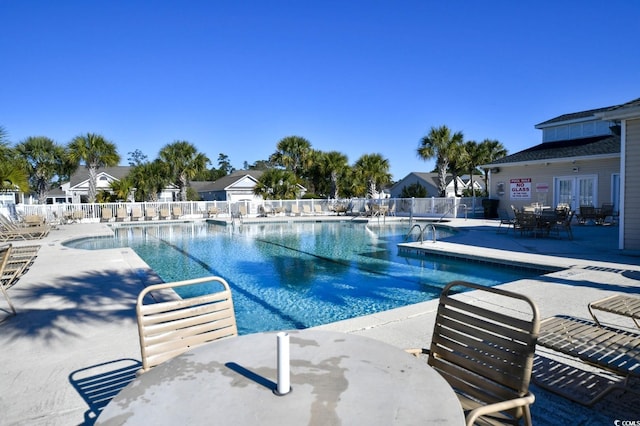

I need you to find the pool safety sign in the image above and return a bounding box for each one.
[510,178,531,200]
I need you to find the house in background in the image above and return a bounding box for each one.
[483,102,621,214]
[52,166,179,203]
[191,170,265,202]
[389,172,482,198]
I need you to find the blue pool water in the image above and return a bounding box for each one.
[66,221,543,334]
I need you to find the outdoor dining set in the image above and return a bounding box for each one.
[498,202,617,239]
[88,275,640,425]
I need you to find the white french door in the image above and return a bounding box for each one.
[554,175,597,209]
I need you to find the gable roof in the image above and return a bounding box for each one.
[199,170,264,192]
[487,135,620,166]
[536,97,640,128]
[391,172,458,190]
[69,166,131,186]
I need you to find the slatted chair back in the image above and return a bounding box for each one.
[0,244,16,315]
[136,276,238,373]
[131,207,143,221]
[145,207,156,220]
[428,281,540,425]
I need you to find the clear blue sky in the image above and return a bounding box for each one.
[2,1,638,181]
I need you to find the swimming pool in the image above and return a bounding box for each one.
[66,221,544,334]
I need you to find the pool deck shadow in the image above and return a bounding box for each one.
[1,218,639,425]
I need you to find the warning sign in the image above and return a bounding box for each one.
[510,178,531,200]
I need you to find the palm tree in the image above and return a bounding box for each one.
[269,136,312,179]
[352,153,391,198]
[463,141,482,197]
[15,136,68,203]
[417,125,464,197]
[0,126,29,195]
[129,160,171,202]
[68,133,120,203]
[0,162,30,193]
[158,141,209,202]
[447,143,469,196]
[478,139,507,192]
[110,177,134,201]
[253,169,300,200]
[316,151,349,199]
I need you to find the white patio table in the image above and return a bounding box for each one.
[96,329,464,425]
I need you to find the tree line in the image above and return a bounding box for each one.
[0,124,506,203]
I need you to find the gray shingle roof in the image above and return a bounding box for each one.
[200,170,264,191]
[489,135,620,165]
[69,166,131,186]
[536,97,640,127]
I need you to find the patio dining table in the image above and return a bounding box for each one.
[96,329,464,425]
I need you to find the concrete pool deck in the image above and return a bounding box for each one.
[1,218,639,425]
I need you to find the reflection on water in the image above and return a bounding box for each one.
[65,222,541,334]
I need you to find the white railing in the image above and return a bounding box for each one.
[13,197,488,224]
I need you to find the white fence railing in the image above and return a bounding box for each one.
[11,197,488,224]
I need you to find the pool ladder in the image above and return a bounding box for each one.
[405,223,437,244]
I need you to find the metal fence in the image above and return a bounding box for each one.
[12,197,486,224]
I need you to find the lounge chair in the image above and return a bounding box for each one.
[0,215,50,241]
[314,205,324,215]
[406,280,540,426]
[0,245,16,315]
[302,205,312,215]
[136,276,237,373]
[72,210,85,223]
[159,208,171,220]
[131,207,143,221]
[207,206,220,217]
[101,208,114,222]
[145,207,157,221]
[588,294,640,329]
[23,214,46,226]
[289,205,301,216]
[172,206,182,219]
[535,315,640,405]
[116,208,128,222]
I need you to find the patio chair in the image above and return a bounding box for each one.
[406,280,540,426]
[597,203,615,225]
[577,205,596,225]
[550,210,574,240]
[535,315,640,405]
[136,276,238,374]
[172,206,183,219]
[101,208,113,222]
[497,209,515,234]
[159,208,171,220]
[514,211,537,237]
[131,207,143,221]
[0,215,50,241]
[116,208,128,222]
[145,207,157,221]
[588,294,640,329]
[207,206,220,217]
[289,205,301,216]
[0,245,16,316]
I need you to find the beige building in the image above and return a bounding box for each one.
[485,97,640,251]
[598,98,640,251]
